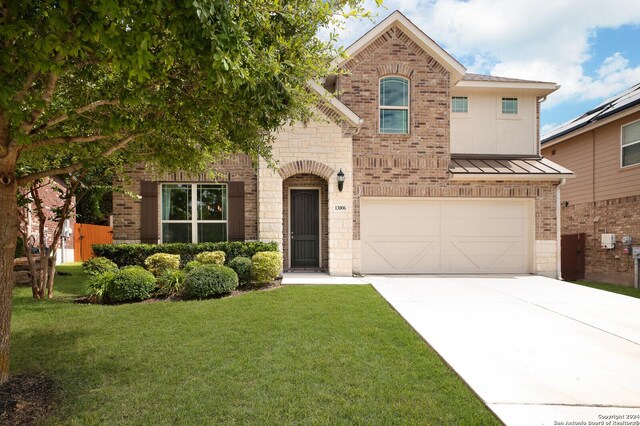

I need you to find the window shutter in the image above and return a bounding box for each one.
[140,181,159,244]
[227,182,245,242]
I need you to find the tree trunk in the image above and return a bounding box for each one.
[0,154,19,385]
[46,252,56,298]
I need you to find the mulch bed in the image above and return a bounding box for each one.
[0,373,55,425]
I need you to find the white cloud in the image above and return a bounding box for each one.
[335,0,640,110]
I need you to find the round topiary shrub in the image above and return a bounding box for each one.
[228,256,252,285]
[144,253,180,277]
[83,257,119,276]
[105,266,156,303]
[251,252,282,284]
[194,251,225,265]
[183,264,238,299]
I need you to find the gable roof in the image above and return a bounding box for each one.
[334,10,466,84]
[542,82,640,146]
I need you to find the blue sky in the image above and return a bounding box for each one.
[328,1,640,136]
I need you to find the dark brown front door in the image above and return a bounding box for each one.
[561,233,586,281]
[290,189,319,268]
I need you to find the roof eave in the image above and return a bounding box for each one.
[308,81,363,127]
[455,80,559,96]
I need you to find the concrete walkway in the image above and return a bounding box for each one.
[368,275,640,425]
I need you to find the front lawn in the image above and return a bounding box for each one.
[571,280,640,299]
[10,264,498,425]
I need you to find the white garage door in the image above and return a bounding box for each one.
[361,198,533,274]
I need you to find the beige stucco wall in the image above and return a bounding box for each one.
[450,89,538,155]
[258,118,354,276]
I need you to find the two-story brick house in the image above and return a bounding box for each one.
[113,11,572,277]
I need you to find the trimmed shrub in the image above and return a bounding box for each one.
[251,252,282,284]
[228,256,252,285]
[93,241,278,267]
[83,257,119,276]
[144,253,180,277]
[182,260,201,274]
[85,271,116,303]
[183,264,238,299]
[105,266,156,303]
[194,251,225,265]
[156,269,186,298]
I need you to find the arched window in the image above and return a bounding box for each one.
[379,76,409,134]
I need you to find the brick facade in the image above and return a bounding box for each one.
[113,155,257,243]
[561,196,640,286]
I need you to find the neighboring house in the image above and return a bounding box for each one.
[113,11,572,277]
[20,177,75,264]
[541,83,640,285]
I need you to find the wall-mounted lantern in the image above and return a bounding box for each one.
[337,169,345,192]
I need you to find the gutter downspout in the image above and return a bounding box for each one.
[556,178,566,280]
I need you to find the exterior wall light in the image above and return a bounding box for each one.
[337,169,345,192]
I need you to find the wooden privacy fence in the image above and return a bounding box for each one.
[74,223,113,262]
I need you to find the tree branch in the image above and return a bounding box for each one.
[13,71,40,103]
[30,100,121,135]
[19,54,61,135]
[17,134,138,186]
[22,134,113,152]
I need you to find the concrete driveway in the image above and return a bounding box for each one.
[368,275,640,425]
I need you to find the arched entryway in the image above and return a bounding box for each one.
[282,174,329,271]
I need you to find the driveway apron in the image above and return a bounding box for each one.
[369,275,640,425]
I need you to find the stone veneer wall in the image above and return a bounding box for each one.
[112,154,258,243]
[561,195,640,286]
[258,119,354,276]
[282,174,329,270]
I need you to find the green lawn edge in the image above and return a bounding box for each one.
[569,280,640,299]
[10,263,499,425]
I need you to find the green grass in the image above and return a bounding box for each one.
[11,263,498,425]
[571,280,640,299]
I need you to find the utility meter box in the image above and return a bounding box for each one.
[622,235,633,246]
[601,233,616,249]
[633,246,640,259]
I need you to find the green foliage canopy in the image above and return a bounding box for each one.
[1,0,375,181]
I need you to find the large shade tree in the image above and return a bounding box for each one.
[0,0,375,384]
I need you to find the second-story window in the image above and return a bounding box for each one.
[502,97,518,114]
[452,96,468,113]
[622,120,640,167]
[380,76,409,134]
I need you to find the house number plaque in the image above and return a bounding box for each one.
[334,205,347,211]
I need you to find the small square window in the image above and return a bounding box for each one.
[452,97,468,113]
[502,97,518,114]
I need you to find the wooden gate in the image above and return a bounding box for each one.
[561,233,585,281]
[74,223,113,262]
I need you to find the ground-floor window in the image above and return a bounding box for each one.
[161,183,227,243]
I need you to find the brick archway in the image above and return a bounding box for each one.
[278,160,334,181]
